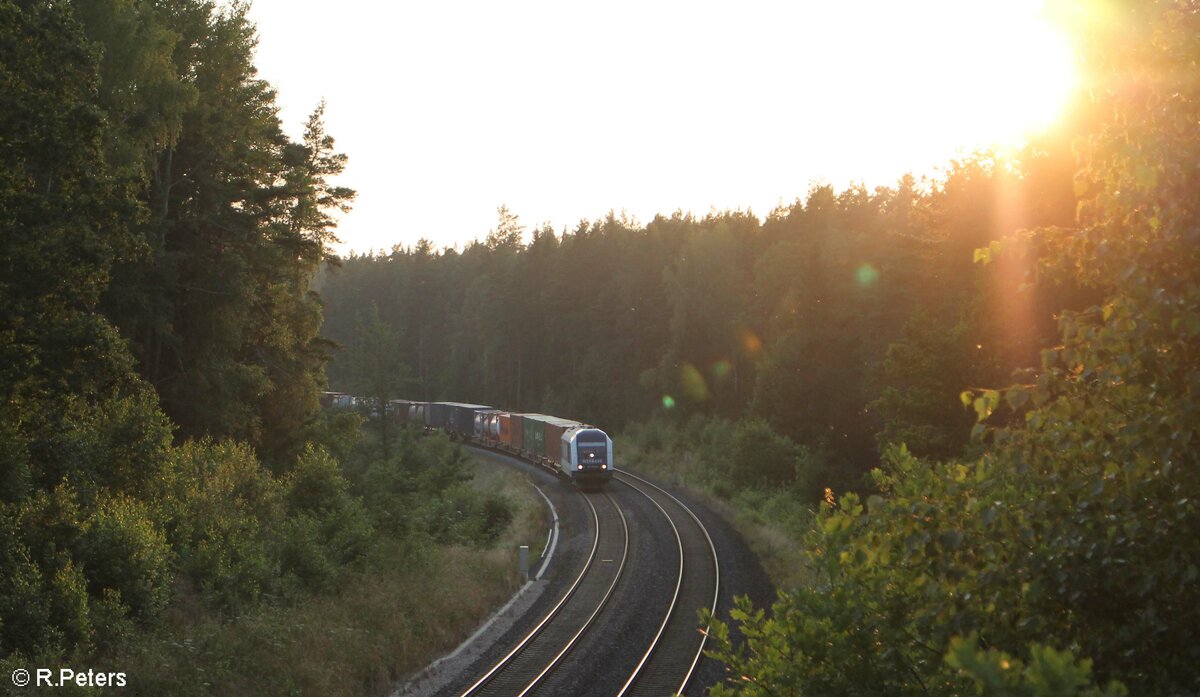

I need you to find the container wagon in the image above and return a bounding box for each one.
[369,400,614,490]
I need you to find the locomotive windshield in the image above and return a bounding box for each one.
[577,435,608,466]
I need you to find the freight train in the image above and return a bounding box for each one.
[323,394,614,490]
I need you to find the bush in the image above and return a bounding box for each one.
[790,447,836,504]
[76,494,172,622]
[705,427,1200,694]
[45,559,93,651]
[159,440,282,611]
[343,428,516,549]
[278,514,339,593]
[279,446,373,588]
[76,387,173,496]
[4,484,166,654]
[0,408,33,504]
[286,445,358,516]
[730,418,797,490]
[704,597,1128,697]
[0,508,59,654]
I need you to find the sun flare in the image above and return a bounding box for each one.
[249,0,1083,251]
[771,0,1082,188]
[930,2,1079,144]
[868,1,1080,155]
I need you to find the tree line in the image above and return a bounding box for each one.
[320,128,1084,490]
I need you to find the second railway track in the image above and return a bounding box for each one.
[614,471,720,697]
[455,467,721,696]
[463,490,629,697]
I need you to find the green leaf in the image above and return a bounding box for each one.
[1005,388,1030,411]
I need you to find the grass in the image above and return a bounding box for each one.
[618,437,821,594]
[465,455,552,558]
[115,452,550,696]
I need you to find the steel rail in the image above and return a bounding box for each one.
[613,478,684,697]
[461,491,630,697]
[613,470,721,696]
[515,491,629,696]
[460,489,600,697]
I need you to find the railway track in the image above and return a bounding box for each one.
[454,466,720,696]
[462,491,629,697]
[614,471,720,697]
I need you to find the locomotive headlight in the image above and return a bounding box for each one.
[601,464,607,469]
[577,464,583,470]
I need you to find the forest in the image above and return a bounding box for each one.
[320,104,1089,500]
[3,0,1199,694]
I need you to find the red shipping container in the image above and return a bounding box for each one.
[510,413,524,450]
[539,416,582,466]
[498,413,524,450]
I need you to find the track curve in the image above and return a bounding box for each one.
[462,491,629,697]
[615,470,721,697]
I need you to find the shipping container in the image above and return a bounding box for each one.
[474,409,502,440]
[510,413,524,449]
[496,413,512,447]
[389,399,415,424]
[320,392,354,408]
[522,414,581,462]
[544,418,580,464]
[438,402,492,437]
[498,413,524,450]
[426,402,450,429]
[521,414,548,457]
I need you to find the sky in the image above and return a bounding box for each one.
[245,1,1076,255]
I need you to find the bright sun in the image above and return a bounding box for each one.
[888,0,1079,151]
[931,2,1078,143]
[802,0,1080,183]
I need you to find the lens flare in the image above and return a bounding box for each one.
[712,359,732,379]
[741,329,763,357]
[662,395,676,409]
[680,363,711,401]
[856,263,880,287]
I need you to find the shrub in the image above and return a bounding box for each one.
[278,514,339,593]
[159,440,282,611]
[76,494,172,622]
[76,387,173,496]
[945,635,1128,697]
[730,418,798,490]
[285,445,357,516]
[0,509,59,654]
[279,446,373,588]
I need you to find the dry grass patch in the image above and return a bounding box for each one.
[118,456,551,696]
[465,457,551,557]
[619,440,820,593]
